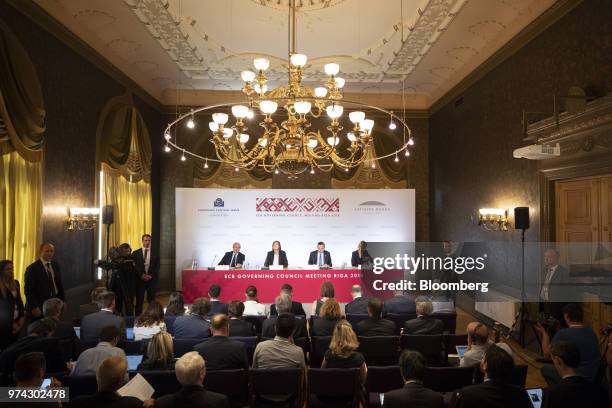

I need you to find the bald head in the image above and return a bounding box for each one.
[210,314,229,336]
[351,285,362,299]
[96,356,128,392]
[467,322,489,345]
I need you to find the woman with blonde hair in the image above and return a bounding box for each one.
[310,298,342,336]
[137,331,176,370]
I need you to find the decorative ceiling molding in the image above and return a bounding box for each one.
[249,0,347,12]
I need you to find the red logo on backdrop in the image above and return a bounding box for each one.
[256,197,340,213]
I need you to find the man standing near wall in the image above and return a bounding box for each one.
[134,234,159,316]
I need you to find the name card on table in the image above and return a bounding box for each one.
[269,265,284,270]
[215,265,230,270]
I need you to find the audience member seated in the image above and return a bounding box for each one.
[536,303,601,385]
[0,259,25,350]
[165,292,187,317]
[383,288,416,315]
[356,298,395,337]
[194,314,248,370]
[383,350,444,408]
[450,345,530,408]
[460,322,512,368]
[242,285,266,316]
[0,318,65,380]
[79,286,106,319]
[69,356,150,408]
[311,280,335,316]
[42,298,76,341]
[7,352,62,408]
[542,340,609,408]
[154,351,229,408]
[262,294,307,339]
[207,284,228,316]
[253,313,305,403]
[70,326,126,376]
[311,298,342,336]
[344,284,368,316]
[227,301,255,336]
[173,297,211,339]
[133,300,166,341]
[80,291,125,343]
[137,331,176,371]
[402,298,443,335]
[269,283,306,317]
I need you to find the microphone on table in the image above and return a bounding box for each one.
[209,254,217,269]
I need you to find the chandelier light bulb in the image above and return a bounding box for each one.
[290,53,308,67]
[239,133,250,143]
[327,136,339,146]
[209,122,219,132]
[181,152,186,162]
[164,131,171,141]
[349,111,365,124]
[326,104,343,119]
[307,138,318,148]
[254,83,268,94]
[389,121,397,130]
[253,57,270,71]
[405,149,410,157]
[294,101,312,115]
[259,100,278,115]
[394,155,399,162]
[274,169,279,175]
[222,128,234,138]
[324,63,340,76]
[408,137,415,146]
[371,162,376,168]
[204,160,209,169]
[310,167,315,174]
[186,118,195,129]
[259,138,268,147]
[347,132,357,142]
[361,119,375,132]
[164,145,171,152]
[344,167,349,172]
[235,167,239,172]
[241,70,256,82]
[232,105,250,119]
[246,109,255,119]
[334,77,345,89]
[212,112,229,125]
[314,87,328,98]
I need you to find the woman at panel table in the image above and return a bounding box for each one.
[351,240,372,267]
[264,240,288,268]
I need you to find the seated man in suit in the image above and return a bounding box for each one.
[227,301,255,336]
[70,356,149,408]
[0,318,66,381]
[383,350,444,407]
[42,298,76,341]
[194,314,248,370]
[384,288,416,315]
[80,291,126,343]
[70,326,126,376]
[155,352,229,408]
[13,352,62,390]
[542,340,609,408]
[345,284,369,316]
[450,345,531,408]
[173,297,212,339]
[269,284,306,317]
[263,294,307,339]
[79,286,106,319]
[402,298,443,335]
[207,284,228,317]
[218,242,245,269]
[356,298,395,336]
[308,241,332,268]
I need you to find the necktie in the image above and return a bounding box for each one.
[318,253,323,266]
[230,253,236,267]
[46,263,56,296]
[144,249,149,274]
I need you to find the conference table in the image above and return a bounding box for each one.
[181,268,403,304]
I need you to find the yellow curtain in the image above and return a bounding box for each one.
[0,147,42,290]
[103,170,151,250]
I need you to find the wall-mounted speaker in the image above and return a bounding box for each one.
[102,205,114,225]
[514,207,529,230]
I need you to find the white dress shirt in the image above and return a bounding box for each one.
[541,264,558,301]
[143,248,151,274]
[243,300,266,316]
[273,253,279,265]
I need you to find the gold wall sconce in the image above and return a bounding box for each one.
[478,208,509,231]
[66,207,100,231]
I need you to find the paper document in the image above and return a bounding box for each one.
[117,373,154,401]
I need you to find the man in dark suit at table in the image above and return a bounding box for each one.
[218,242,245,268]
[345,285,369,315]
[269,284,306,317]
[356,298,395,336]
[402,298,443,335]
[308,242,332,268]
[194,314,248,370]
[133,234,160,316]
[24,242,65,321]
[80,291,126,343]
[383,287,416,315]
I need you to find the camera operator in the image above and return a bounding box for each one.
[107,243,136,316]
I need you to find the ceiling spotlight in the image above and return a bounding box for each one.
[408,138,414,146]
[164,145,171,153]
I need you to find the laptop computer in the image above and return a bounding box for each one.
[127,355,143,371]
[456,345,468,358]
[74,327,80,339]
[126,327,135,341]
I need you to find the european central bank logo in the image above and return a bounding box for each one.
[214,198,225,208]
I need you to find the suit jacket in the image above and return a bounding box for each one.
[308,250,332,266]
[264,250,288,267]
[311,317,339,337]
[345,297,369,316]
[0,281,24,347]
[133,247,160,281]
[208,301,228,317]
[262,316,308,339]
[541,265,572,301]
[218,251,245,267]
[356,317,395,337]
[384,295,416,315]
[80,310,126,343]
[24,259,64,311]
[78,302,100,319]
[194,336,248,370]
[269,301,306,317]
[542,375,610,408]
[69,390,143,408]
[351,250,371,267]
[173,314,211,339]
[155,385,229,408]
[229,318,255,337]
[450,381,531,408]
[0,336,65,379]
[403,316,444,335]
[383,382,445,408]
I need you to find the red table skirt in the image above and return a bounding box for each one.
[181,269,400,304]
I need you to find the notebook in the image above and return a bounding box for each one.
[127,355,143,371]
[526,388,543,408]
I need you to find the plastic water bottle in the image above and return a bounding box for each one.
[191,259,198,270]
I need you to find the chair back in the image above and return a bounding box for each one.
[164,315,177,334]
[365,365,403,393]
[386,313,416,334]
[400,334,444,366]
[308,368,361,406]
[423,366,475,392]
[230,336,258,365]
[173,338,204,357]
[310,336,332,367]
[473,364,528,387]
[293,336,311,363]
[135,370,181,397]
[249,368,303,407]
[432,312,457,333]
[59,338,76,362]
[62,375,97,399]
[204,369,248,408]
[122,340,144,355]
[346,314,368,331]
[243,315,265,335]
[358,336,400,366]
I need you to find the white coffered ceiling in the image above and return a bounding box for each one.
[34,0,556,108]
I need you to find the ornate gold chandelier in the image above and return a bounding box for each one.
[164,0,413,178]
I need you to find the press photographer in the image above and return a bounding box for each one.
[95,243,136,316]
